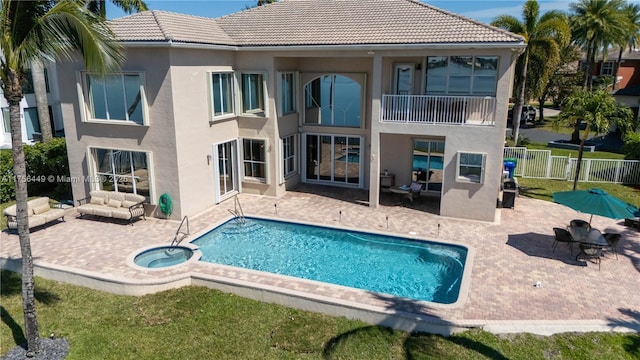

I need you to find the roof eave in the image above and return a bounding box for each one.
[120,40,526,52]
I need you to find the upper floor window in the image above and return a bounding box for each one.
[84,73,147,125]
[242,138,267,181]
[211,72,235,119]
[241,73,266,116]
[425,56,498,96]
[304,74,362,127]
[600,61,614,76]
[279,72,296,115]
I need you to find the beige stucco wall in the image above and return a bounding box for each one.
[58,43,518,223]
[57,48,181,218]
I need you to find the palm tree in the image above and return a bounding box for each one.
[555,89,633,190]
[612,3,640,90]
[570,0,629,91]
[0,0,123,356]
[491,0,570,145]
[28,0,147,143]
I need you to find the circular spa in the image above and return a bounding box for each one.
[133,246,194,269]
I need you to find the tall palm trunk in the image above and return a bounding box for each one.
[30,60,52,141]
[612,47,623,91]
[5,69,40,357]
[573,129,590,191]
[512,49,529,145]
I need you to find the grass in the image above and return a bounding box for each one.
[1,271,638,359]
[518,179,640,208]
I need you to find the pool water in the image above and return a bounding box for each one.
[192,218,467,304]
[134,246,193,268]
[413,155,443,171]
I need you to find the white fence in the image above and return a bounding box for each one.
[503,147,640,184]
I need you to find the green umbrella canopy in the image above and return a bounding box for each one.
[552,188,640,223]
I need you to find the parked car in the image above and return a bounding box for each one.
[507,105,536,126]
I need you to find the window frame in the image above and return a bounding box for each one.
[280,134,297,183]
[88,147,153,201]
[600,61,614,76]
[238,71,268,117]
[81,72,149,126]
[456,151,486,184]
[1,108,9,134]
[303,73,365,128]
[278,71,297,115]
[424,56,499,96]
[241,138,268,182]
[209,71,236,121]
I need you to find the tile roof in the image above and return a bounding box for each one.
[109,0,523,47]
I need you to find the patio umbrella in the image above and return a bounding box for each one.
[552,188,640,224]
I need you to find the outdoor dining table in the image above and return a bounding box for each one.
[568,226,608,246]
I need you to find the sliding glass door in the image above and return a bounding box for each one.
[412,139,444,193]
[305,134,362,187]
[213,140,239,203]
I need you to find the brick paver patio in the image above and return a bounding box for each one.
[1,185,639,335]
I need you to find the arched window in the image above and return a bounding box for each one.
[304,74,361,127]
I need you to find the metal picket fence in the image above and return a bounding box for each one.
[503,147,640,184]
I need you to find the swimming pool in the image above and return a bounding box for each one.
[192,218,467,304]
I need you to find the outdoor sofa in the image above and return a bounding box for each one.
[77,190,146,225]
[3,197,65,230]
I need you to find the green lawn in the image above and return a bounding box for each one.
[1,271,638,359]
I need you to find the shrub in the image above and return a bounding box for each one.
[0,138,71,203]
[622,132,640,160]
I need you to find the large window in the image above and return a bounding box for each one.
[1,108,9,134]
[241,73,266,116]
[92,148,150,197]
[456,151,486,184]
[279,72,296,114]
[425,56,498,96]
[23,68,50,94]
[85,73,146,125]
[24,108,41,140]
[211,72,234,118]
[304,74,362,127]
[600,61,614,76]
[281,135,297,180]
[242,139,267,180]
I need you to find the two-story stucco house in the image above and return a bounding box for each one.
[56,0,525,222]
[1,61,65,149]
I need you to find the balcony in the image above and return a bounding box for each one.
[381,94,496,126]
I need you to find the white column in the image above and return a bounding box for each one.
[369,53,383,208]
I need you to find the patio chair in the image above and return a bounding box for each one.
[603,233,621,260]
[570,219,590,229]
[576,243,603,270]
[552,227,574,255]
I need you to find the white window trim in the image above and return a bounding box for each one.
[456,151,486,184]
[241,138,269,183]
[237,71,268,118]
[277,71,298,115]
[80,72,149,126]
[279,134,298,184]
[208,71,236,122]
[302,73,366,128]
[600,61,614,76]
[86,146,155,202]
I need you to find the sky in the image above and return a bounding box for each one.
[105,0,585,24]
[106,0,640,24]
